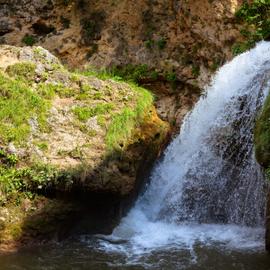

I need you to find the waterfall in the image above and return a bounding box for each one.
[98,42,270,254]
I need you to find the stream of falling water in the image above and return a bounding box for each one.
[93,41,270,267]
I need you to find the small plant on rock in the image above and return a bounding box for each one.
[22,34,36,46]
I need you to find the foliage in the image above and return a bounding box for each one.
[165,72,177,82]
[0,72,51,144]
[233,0,270,55]
[0,164,58,205]
[232,42,253,55]
[192,65,200,77]
[6,62,36,82]
[0,148,77,205]
[254,93,270,171]
[73,103,114,122]
[75,68,156,149]
[82,64,177,86]
[105,84,154,150]
[22,34,36,46]
[111,64,150,83]
[145,39,154,49]
[82,64,150,83]
[157,38,167,50]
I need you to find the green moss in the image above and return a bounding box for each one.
[106,84,154,150]
[192,65,200,77]
[233,0,270,55]
[165,72,177,82]
[81,64,150,83]
[0,72,51,144]
[232,41,255,56]
[73,103,114,122]
[36,141,49,151]
[145,39,154,49]
[97,115,106,127]
[157,38,167,50]
[78,68,156,150]
[37,83,74,98]
[254,93,270,170]
[6,62,36,82]
[22,34,36,46]
[0,155,72,205]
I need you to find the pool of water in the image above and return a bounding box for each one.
[1,226,270,270]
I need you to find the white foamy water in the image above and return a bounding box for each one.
[96,42,270,258]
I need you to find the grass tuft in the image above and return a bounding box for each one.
[105,84,154,150]
[0,72,50,144]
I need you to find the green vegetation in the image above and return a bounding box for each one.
[22,34,36,46]
[145,39,154,49]
[233,0,270,55]
[192,65,200,78]
[76,68,156,150]
[145,37,167,50]
[110,64,149,83]
[73,103,114,122]
[105,84,154,150]
[254,93,270,176]
[0,71,50,144]
[0,49,163,209]
[157,38,167,50]
[0,148,59,205]
[82,64,177,85]
[0,46,170,247]
[81,64,149,83]
[37,82,74,98]
[6,62,36,82]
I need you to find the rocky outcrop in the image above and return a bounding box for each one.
[254,93,270,251]
[0,0,245,129]
[0,45,170,250]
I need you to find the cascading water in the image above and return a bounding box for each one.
[93,42,270,267]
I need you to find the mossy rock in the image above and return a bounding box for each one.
[254,93,270,168]
[0,45,170,228]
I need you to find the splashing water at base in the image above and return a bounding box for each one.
[94,41,270,265]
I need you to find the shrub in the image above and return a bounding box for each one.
[233,0,270,54]
[145,39,154,49]
[22,34,36,46]
[157,38,167,50]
